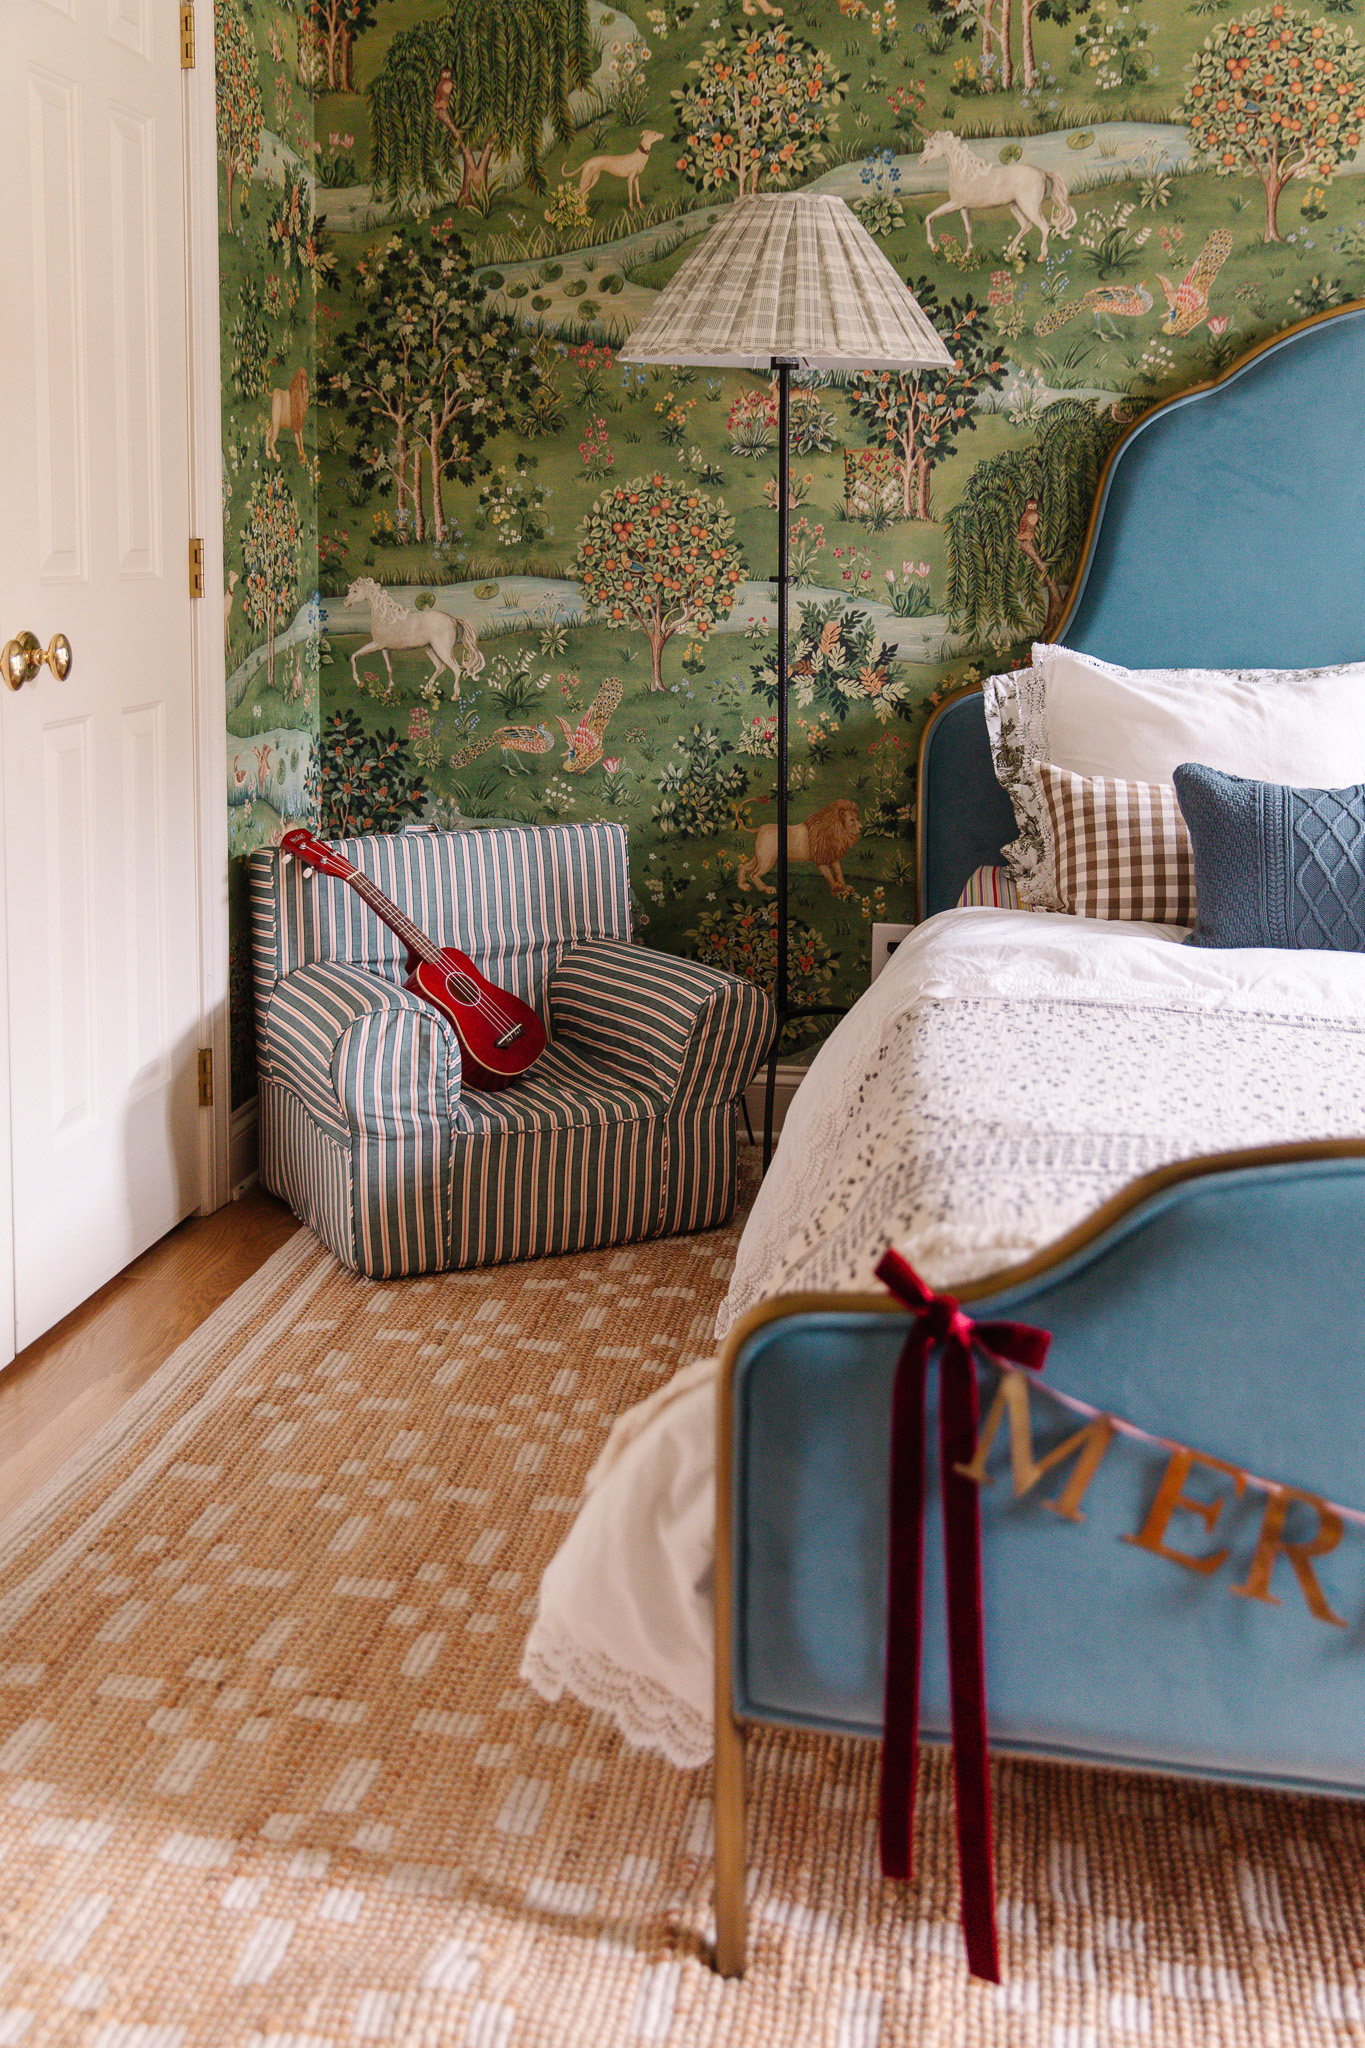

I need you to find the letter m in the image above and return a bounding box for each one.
[955,1371,1115,1523]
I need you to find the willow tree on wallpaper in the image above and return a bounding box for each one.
[216,0,1365,1098]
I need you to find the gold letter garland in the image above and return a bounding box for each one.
[958,1370,1356,1630]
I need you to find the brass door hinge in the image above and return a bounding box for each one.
[197,1047,214,1108]
[188,536,204,599]
[180,0,195,68]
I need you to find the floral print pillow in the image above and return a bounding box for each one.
[980,665,1057,909]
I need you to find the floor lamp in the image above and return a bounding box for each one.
[620,194,951,1166]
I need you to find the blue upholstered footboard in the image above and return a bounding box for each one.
[726,1151,1365,1797]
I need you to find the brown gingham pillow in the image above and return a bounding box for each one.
[1035,760,1196,925]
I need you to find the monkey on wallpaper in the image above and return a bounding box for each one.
[432,67,457,143]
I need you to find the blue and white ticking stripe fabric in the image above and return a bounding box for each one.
[248,825,774,1275]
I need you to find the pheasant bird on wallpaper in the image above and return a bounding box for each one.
[1033,284,1154,338]
[449,727,555,775]
[1158,230,1234,339]
[557,677,624,774]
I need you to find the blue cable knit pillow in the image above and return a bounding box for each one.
[1173,761,1365,950]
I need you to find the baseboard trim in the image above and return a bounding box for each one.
[230,1100,259,1199]
[740,1063,807,1143]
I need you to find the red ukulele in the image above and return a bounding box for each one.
[280,829,546,1090]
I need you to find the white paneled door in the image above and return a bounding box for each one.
[0,0,205,1358]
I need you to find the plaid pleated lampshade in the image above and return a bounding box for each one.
[619,193,953,371]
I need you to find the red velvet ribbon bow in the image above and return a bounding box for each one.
[874,1246,1051,1984]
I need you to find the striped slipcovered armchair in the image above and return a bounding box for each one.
[248,823,774,1277]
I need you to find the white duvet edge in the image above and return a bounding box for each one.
[717,907,1365,1342]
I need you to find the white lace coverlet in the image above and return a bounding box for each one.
[521,908,1365,1766]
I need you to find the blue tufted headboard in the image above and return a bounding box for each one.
[917,303,1365,920]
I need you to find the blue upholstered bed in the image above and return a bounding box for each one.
[712,304,1365,1974]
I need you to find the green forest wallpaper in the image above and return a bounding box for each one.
[216,0,1365,1104]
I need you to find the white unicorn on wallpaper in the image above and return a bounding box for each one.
[344,578,484,698]
[918,130,1077,262]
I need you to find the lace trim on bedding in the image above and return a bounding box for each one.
[520,1613,712,1771]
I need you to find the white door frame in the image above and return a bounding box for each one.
[183,23,231,1215]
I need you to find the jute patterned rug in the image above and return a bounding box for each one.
[0,1197,1362,2046]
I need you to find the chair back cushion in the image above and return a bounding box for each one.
[249,823,632,1034]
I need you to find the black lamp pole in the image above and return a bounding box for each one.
[761,357,846,1170]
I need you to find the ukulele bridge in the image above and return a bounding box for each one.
[495,1024,524,1049]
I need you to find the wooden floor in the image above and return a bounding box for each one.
[0,1189,299,1523]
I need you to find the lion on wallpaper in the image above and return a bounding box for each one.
[737,799,861,899]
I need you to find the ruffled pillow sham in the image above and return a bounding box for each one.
[980,664,1050,905]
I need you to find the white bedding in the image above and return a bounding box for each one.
[521,908,1365,1766]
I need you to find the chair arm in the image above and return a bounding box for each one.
[263,961,462,1133]
[549,938,774,1111]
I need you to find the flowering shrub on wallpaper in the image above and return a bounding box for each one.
[217,0,1365,1098]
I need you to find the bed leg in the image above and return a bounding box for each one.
[713,1705,747,1977]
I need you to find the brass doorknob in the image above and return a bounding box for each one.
[1,631,72,691]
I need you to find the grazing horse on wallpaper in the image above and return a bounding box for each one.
[918,130,1077,263]
[344,578,484,699]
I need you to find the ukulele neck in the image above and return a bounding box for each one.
[339,863,445,972]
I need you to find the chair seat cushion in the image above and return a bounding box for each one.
[451,1038,667,1136]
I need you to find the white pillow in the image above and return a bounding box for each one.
[1037,643,1365,785]
[1023,644,1365,908]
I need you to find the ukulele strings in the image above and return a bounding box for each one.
[347,869,523,1035]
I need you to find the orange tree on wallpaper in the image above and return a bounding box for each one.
[330,226,536,549]
[847,284,1007,522]
[1184,5,1365,243]
[367,0,592,205]
[241,470,302,695]
[672,27,848,196]
[214,0,262,232]
[575,477,746,693]
[321,710,428,837]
